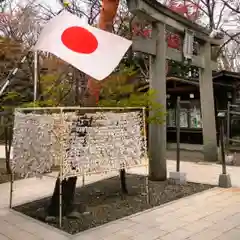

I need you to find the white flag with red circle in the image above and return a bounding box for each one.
[33,11,132,80]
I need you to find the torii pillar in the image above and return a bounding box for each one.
[127,0,223,180]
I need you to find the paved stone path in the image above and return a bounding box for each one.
[0,160,240,239]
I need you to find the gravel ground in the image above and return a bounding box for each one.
[14,174,214,235]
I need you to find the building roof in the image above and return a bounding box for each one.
[213,70,240,80]
[137,70,240,92]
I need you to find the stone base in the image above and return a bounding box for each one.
[169,171,187,185]
[218,174,232,188]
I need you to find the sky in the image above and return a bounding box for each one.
[27,0,240,32]
[39,0,61,11]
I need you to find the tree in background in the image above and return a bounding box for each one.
[0,0,52,107]
[162,0,240,71]
[2,0,240,104]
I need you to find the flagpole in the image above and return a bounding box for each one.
[32,3,69,103]
[33,51,38,102]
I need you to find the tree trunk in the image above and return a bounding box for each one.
[120,169,128,194]
[47,176,77,217]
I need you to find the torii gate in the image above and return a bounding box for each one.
[126,0,223,181]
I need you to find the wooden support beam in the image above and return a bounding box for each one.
[132,38,218,70]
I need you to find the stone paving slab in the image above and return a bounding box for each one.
[1,160,240,239]
[0,209,69,240]
[72,188,240,240]
[1,187,240,240]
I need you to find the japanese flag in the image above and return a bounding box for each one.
[33,11,132,80]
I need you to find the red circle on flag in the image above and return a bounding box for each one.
[61,26,98,54]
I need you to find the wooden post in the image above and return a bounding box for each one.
[199,42,218,162]
[176,96,180,172]
[148,22,167,181]
[219,117,227,174]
